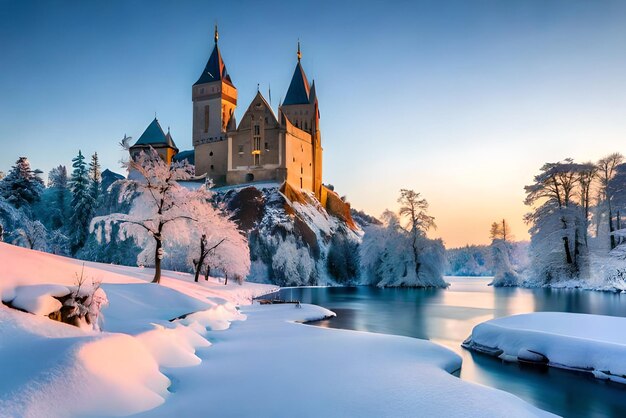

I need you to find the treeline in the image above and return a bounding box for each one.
[0,149,250,285]
[524,153,626,285]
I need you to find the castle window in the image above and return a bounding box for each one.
[238,145,244,154]
[300,177,303,188]
[210,165,214,170]
[200,87,205,94]
[301,165,303,174]
[209,151,213,157]
[265,142,269,151]
[254,125,260,136]
[254,154,260,166]
[204,105,210,133]
[304,121,308,131]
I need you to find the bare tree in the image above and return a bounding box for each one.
[597,153,624,249]
[397,189,436,278]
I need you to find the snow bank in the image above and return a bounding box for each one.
[464,312,626,383]
[0,243,276,417]
[6,284,70,315]
[140,303,553,418]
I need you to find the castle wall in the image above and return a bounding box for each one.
[195,140,228,185]
[284,124,314,192]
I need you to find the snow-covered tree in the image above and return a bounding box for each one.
[47,165,69,230]
[489,239,519,287]
[48,165,68,189]
[12,217,48,251]
[69,151,95,252]
[524,159,588,282]
[272,236,315,286]
[181,187,250,283]
[0,157,43,210]
[361,208,447,288]
[488,218,519,286]
[91,149,200,284]
[397,189,436,279]
[597,153,624,249]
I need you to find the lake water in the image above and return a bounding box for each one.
[266,277,626,418]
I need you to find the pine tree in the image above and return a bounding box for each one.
[69,151,95,252]
[89,152,101,205]
[48,165,68,229]
[0,157,43,209]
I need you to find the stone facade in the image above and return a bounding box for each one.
[193,32,323,199]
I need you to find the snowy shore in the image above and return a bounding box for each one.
[464,312,626,384]
[0,243,552,417]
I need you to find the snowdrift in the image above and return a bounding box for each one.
[464,312,626,384]
[0,242,276,417]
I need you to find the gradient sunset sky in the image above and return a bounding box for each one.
[1,0,626,247]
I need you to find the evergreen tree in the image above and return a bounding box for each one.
[69,151,94,252]
[0,157,43,209]
[89,152,101,205]
[48,165,68,229]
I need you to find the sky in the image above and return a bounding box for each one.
[1,0,626,248]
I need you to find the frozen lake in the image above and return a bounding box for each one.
[267,277,626,417]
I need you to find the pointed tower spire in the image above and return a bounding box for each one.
[194,26,233,86]
[297,40,302,62]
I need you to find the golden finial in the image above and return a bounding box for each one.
[214,24,219,44]
[297,40,301,61]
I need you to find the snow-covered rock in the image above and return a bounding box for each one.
[464,312,626,384]
[214,182,362,286]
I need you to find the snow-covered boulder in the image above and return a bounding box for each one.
[464,312,626,384]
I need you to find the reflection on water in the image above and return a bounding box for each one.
[269,278,626,418]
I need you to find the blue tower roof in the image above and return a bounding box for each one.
[194,43,233,86]
[132,118,178,150]
[283,61,310,106]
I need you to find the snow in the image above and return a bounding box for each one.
[137,303,552,418]
[7,284,69,315]
[464,312,626,383]
[0,242,552,417]
[0,242,275,417]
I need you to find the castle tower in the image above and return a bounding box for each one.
[129,118,178,165]
[279,42,323,199]
[192,25,237,184]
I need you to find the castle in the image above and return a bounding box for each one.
[130,27,323,200]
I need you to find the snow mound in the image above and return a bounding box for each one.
[4,284,70,316]
[464,312,626,383]
[0,243,276,417]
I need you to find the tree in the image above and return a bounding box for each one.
[69,151,95,252]
[524,159,589,281]
[12,218,48,251]
[597,153,624,249]
[91,149,198,284]
[397,189,436,278]
[89,152,102,204]
[48,165,69,229]
[0,157,43,210]
[577,162,597,246]
[489,219,512,241]
[360,209,447,288]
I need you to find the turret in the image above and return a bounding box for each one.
[192,25,238,183]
